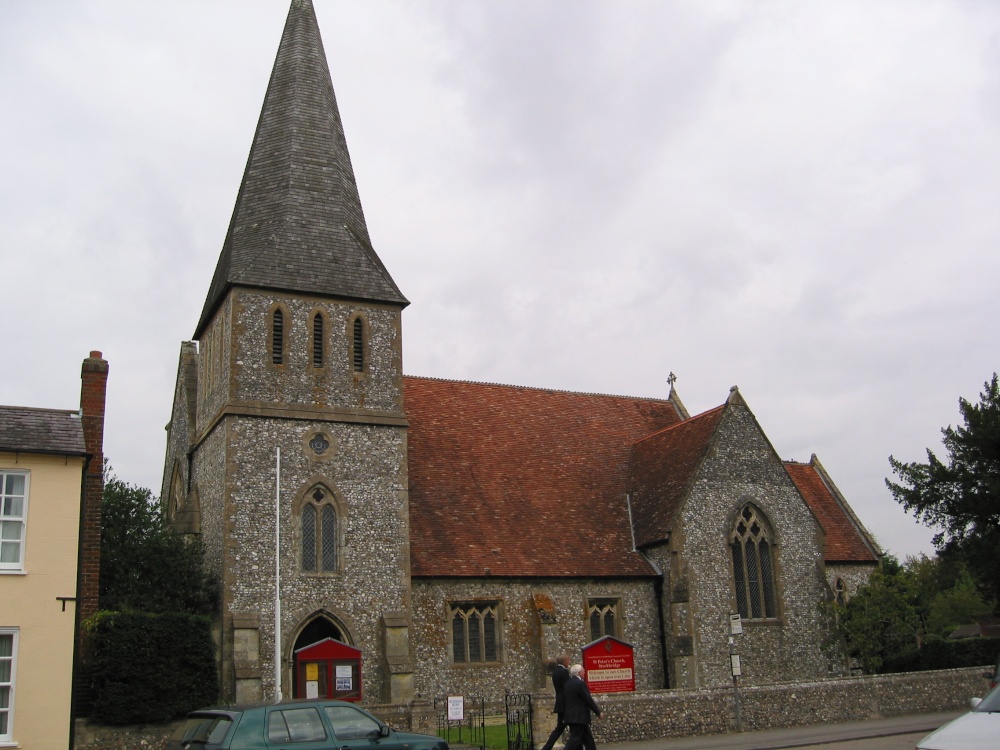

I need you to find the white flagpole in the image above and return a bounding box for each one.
[275,446,282,703]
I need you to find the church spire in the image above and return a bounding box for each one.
[195,0,407,338]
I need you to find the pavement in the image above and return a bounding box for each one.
[600,711,963,750]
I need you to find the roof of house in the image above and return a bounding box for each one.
[0,405,87,456]
[405,378,881,577]
[404,376,683,578]
[628,404,726,548]
[785,457,880,563]
[195,0,406,337]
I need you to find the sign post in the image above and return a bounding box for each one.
[729,614,743,732]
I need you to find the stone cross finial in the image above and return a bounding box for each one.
[667,372,677,389]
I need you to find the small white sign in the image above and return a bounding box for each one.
[729,614,743,635]
[336,665,353,679]
[730,654,742,677]
[447,696,464,721]
[306,680,319,699]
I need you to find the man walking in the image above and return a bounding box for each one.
[562,664,601,750]
[540,654,571,750]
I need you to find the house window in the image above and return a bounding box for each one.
[450,602,500,663]
[587,598,621,641]
[0,629,16,742]
[0,472,28,572]
[730,504,778,619]
[351,317,365,372]
[301,488,337,574]
[272,309,285,365]
[312,313,324,368]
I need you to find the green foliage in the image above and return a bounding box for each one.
[883,635,1000,673]
[836,560,921,673]
[87,611,218,724]
[87,465,220,723]
[100,466,217,615]
[832,554,996,673]
[887,374,1000,604]
[925,569,994,637]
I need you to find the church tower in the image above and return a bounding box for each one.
[163,0,413,704]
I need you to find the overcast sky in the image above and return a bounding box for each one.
[4,1,998,561]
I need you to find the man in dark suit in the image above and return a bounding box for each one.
[540,654,571,750]
[562,664,601,750]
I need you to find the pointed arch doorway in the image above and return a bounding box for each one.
[292,614,362,701]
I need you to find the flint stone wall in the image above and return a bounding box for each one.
[537,666,990,743]
[74,667,990,749]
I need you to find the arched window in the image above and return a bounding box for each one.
[312,312,324,368]
[301,487,337,573]
[352,317,364,372]
[730,504,778,619]
[272,309,285,365]
[834,578,848,607]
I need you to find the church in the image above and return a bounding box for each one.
[161,0,879,708]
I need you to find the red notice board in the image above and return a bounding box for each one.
[581,636,635,694]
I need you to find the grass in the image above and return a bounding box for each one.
[438,718,510,750]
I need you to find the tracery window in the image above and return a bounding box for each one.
[730,504,778,619]
[301,487,337,574]
[834,577,848,607]
[450,601,500,664]
[587,598,621,641]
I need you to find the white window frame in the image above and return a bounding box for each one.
[0,628,18,744]
[0,471,29,573]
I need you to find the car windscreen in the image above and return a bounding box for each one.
[974,683,1000,712]
[170,715,233,744]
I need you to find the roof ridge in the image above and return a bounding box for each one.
[0,405,79,416]
[631,402,726,445]
[403,374,672,403]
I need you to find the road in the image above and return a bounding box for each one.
[601,711,959,750]
[805,734,925,750]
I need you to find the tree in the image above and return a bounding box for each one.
[100,466,217,615]
[835,557,921,673]
[887,374,1000,604]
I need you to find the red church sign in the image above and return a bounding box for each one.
[581,636,635,694]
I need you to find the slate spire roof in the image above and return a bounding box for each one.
[196,0,406,337]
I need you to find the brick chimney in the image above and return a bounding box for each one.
[78,350,108,622]
[71,351,108,727]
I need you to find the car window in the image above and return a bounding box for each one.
[323,705,382,739]
[267,707,328,743]
[172,715,233,744]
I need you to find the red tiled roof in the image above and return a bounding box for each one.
[785,459,879,563]
[628,405,726,548]
[404,377,683,578]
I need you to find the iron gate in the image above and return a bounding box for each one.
[504,691,533,750]
[434,695,486,750]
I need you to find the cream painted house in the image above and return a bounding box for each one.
[0,352,107,750]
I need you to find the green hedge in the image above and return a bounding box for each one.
[86,611,218,724]
[883,636,1000,674]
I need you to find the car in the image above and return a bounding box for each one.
[915,682,1000,750]
[167,698,450,750]
[985,653,999,689]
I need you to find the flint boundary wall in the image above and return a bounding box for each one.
[74,667,989,749]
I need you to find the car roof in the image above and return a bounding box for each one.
[189,698,361,716]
